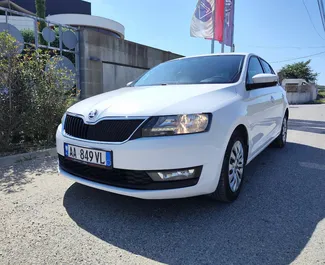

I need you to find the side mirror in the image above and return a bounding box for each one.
[126,81,133,87]
[252,73,278,84]
[247,73,278,90]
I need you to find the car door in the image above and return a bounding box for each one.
[244,56,275,156]
[259,58,284,137]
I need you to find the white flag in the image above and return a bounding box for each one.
[190,0,215,39]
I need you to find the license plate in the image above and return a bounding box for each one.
[64,143,112,167]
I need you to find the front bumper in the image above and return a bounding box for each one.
[58,154,202,190]
[56,124,224,199]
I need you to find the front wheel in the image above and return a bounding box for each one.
[272,115,288,148]
[209,132,246,202]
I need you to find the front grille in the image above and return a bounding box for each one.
[64,115,144,142]
[59,155,200,190]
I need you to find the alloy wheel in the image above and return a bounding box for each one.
[282,117,288,143]
[228,141,244,192]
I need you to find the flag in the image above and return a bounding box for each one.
[223,0,235,46]
[214,0,225,42]
[190,0,215,40]
[190,0,224,42]
[190,0,234,47]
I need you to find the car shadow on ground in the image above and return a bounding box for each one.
[289,119,325,134]
[63,142,325,265]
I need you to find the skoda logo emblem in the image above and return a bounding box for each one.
[88,109,98,119]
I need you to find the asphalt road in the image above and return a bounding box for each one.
[1,104,325,265]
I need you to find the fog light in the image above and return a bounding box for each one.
[148,167,201,182]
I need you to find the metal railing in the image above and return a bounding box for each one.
[0,6,80,92]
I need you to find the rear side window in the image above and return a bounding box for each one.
[247,57,264,84]
[260,59,275,74]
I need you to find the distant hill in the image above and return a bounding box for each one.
[317,85,325,90]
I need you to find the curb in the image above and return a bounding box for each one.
[0,148,57,167]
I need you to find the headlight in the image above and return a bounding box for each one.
[142,113,211,137]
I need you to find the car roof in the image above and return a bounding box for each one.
[171,53,256,61]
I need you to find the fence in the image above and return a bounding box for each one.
[0,6,80,92]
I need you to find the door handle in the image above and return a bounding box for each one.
[270,96,275,103]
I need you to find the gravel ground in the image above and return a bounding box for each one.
[1,104,325,265]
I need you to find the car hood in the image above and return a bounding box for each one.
[68,84,237,120]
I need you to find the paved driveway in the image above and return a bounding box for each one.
[1,104,325,265]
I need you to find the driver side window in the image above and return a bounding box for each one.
[247,57,264,85]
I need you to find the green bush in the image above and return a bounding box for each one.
[0,32,77,154]
[21,29,35,44]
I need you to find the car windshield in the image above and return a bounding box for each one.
[133,55,245,87]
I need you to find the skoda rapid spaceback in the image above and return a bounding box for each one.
[57,53,289,202]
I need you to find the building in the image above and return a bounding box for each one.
[0,0,34,15]
[0,0,124,38]
[8,0,91,16]
[47,14,124,39]
[1,0,182,98]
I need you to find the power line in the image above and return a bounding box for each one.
[242,44,325,50]
[241,1,325,51]
[302,0,325,41]
[317,0,325,32]
[270,50,325,63]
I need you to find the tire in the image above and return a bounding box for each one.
[209,131,247,202]
[272,115,288,148]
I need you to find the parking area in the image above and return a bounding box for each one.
[1,104,325,265]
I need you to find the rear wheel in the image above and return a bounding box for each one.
[272,115,288,148]
[209,131,246,202]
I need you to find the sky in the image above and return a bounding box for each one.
[88,0,325,84]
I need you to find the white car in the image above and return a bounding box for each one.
[56,53,289,202]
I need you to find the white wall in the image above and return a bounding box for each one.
[47,14,125,39]
[0,16,34,30]
[286,90,317,104]
[103,63,146,92]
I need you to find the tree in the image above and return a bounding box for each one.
[35,0,47,44]
[0,32,76,153]
[278,60,318,83]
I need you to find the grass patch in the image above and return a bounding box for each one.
[314,89,325,104]
[314,99,325,104]
[318,90,325,97]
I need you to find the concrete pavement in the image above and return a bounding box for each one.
[0,104,325,265]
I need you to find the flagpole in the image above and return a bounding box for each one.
[231,0,235,52]
[211,1,216,54]
[221,0,226,53]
